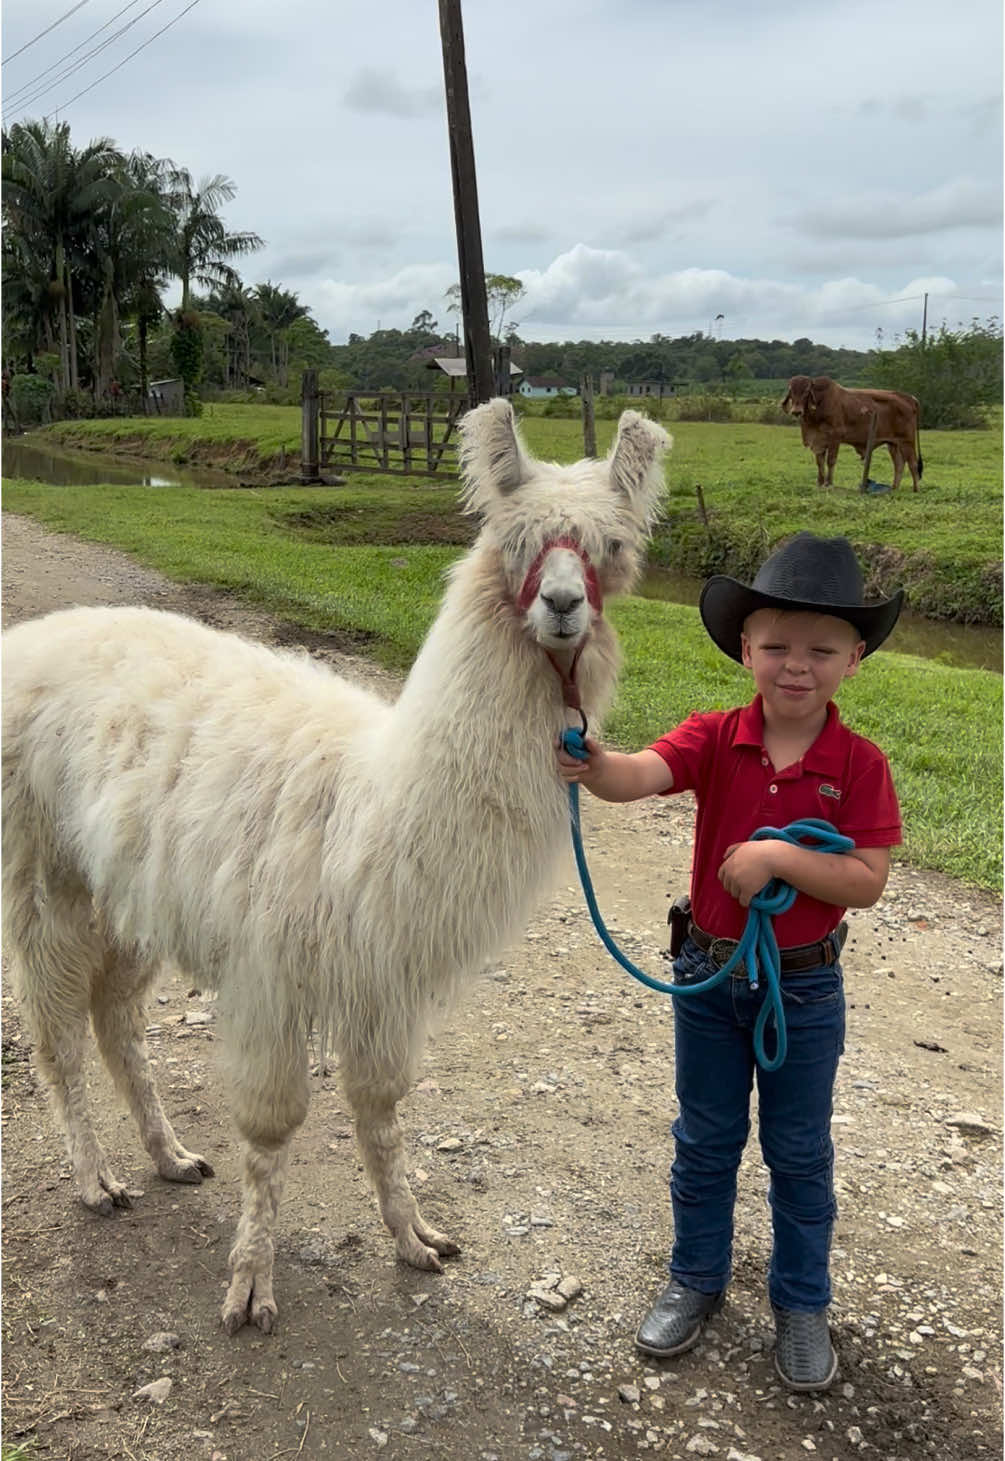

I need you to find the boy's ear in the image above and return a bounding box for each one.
[844,640,866,676]
[740,633,753,668]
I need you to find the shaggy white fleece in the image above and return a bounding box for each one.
[2,398,670,1333]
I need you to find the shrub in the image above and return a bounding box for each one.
[673,393,734,422]
[9,373,55,426]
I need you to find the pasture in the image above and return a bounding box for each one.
[33,403,1003,623]
[3,462,1001,889]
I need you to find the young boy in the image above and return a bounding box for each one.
[557,532,903,1392]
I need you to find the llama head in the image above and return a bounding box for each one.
[458,398,671,651]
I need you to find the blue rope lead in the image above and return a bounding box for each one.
[560,726,854,1072]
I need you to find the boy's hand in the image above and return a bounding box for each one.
[717,840,778,906]
[556,734,604,783]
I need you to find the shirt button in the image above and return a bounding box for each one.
[769,784,778,794]
[761,757,769,767]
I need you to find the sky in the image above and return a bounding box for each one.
[3,0,1002,351]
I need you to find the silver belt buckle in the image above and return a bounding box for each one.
[709,937,739,970]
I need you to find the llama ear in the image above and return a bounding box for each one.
[608,411,672,521]
[457,397,533,512]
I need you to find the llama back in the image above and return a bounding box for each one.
[2,606,390,993]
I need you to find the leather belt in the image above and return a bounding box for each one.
[688,919,847,974]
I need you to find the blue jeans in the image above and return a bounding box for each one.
[668,936,845,1312]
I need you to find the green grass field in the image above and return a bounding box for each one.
[3,473,1001,888]
[33,404,1003,622]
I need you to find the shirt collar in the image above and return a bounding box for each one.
[732,695,847,774]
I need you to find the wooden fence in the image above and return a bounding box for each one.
[301,374,473,479]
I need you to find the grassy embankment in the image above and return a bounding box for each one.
[34,403,1003,623]
[3,467,1001,889]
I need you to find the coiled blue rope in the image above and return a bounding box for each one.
[560,726,853,1072]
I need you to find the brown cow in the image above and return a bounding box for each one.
[781,375,923,491]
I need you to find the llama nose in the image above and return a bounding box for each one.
[542,590,584,615]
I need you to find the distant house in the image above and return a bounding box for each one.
[518,375,577,399]
[625,381,677,398]
[147,378,185,414]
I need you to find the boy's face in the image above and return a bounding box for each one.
[741,609,865,726]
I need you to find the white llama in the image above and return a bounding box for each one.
[2,398,670,1334]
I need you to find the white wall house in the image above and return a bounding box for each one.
[518,375,578,399]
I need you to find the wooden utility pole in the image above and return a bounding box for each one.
[921,291,928,348]
[859,410,878,492]
[438,0,494,405]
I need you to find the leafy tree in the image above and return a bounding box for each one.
[870,318,1003,428]
[409,309,439,338]
[444,273,525,341]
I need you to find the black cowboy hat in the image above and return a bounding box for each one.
[699,532,903,663]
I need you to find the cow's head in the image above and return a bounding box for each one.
[782,375,835,417]
[781,375,812,416]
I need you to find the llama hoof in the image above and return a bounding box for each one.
[414,1216,461,1258]
[250,1297,278,1333]
[82,1177,133,1215]
[397,1225,459,1271]
[158,1153,214,1184]
[221,1273,277,1336]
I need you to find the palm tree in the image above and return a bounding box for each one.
[168,169,263,311]
[254,280,308,387]
[2,119,122,392]
[205,282,261,389]
[96,150,177,400]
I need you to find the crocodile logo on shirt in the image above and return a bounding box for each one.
[818,783,841,800]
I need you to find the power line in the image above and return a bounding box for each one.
[840,290,1000,314]
[3,0,149,109]
[41,0,201,120]
[7,0,172,114]
[3,0,92,66]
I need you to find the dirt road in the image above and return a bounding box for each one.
[2,513,1001,1461]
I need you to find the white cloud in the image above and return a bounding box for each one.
[788,178,1002,240]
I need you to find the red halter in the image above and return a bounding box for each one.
[514,536,601,717]
[514,535,603,615]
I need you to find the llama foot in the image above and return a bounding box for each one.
[80,1164,133,1216]
[395,1217,461,1271]
[155,1143,215,1184]
[221,1269,278,1336]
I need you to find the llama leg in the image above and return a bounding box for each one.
[220,1019,309,1335]
[222,1140,291,1335]
[12,887,133,1215]
[90,951,214,1185]
[343,1065,461,1271]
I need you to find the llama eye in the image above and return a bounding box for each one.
[607,540,623,557]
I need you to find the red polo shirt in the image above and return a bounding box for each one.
[649,696,901,946]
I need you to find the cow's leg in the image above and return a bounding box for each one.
[814,449,828,487]
[341,1031,460,1272]
[220,1007,309,1335]
[825,443,839,487]
[91,949,214,1185]
[888,444,905,491]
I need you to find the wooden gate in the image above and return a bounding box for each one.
[314,390,473,478]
